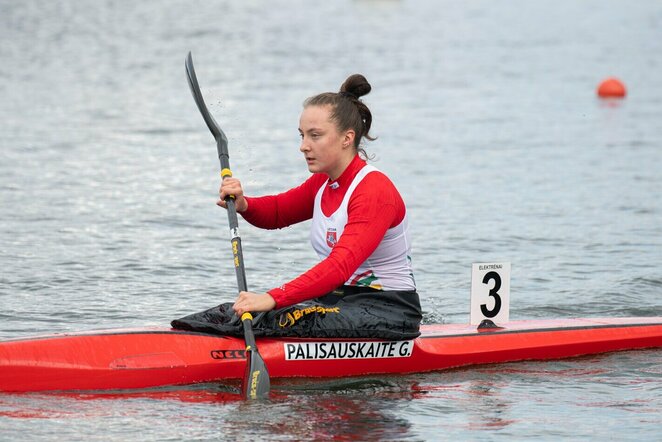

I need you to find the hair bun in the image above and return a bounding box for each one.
[340,74,371,99]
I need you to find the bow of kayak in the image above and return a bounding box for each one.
[1,317,661,392]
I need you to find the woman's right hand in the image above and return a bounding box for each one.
[217,177,248,212]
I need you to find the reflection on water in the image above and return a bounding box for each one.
[2,350,661,440]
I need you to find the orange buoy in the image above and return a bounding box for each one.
[597,77,626,98]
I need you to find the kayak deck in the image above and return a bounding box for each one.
[1,317,661,392]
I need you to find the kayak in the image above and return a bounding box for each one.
[1,317,661,392]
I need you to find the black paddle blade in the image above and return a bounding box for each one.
[241,349,271,400]
[185,52,229,155]
[240,314,270,399]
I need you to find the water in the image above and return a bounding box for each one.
[1,0,661,439]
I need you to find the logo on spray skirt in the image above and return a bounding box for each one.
[326,228,337,248]
[278,306,340,328]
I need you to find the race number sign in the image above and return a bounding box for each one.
[470,262,510,325]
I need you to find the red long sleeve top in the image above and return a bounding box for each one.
[241,155,406,308]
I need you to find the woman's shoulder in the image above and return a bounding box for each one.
[361,166,397,188]
[349,167,406,225]
[354,167,404,205]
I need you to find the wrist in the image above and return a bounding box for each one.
[237,197,249,213]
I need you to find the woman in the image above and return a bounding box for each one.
[174,74,421,340]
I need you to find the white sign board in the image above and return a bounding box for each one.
[470,262,511,325]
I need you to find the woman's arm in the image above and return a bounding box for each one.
[241,174,326,229]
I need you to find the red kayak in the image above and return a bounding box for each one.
[1,317,661,392]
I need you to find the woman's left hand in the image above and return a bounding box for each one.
[233,291,276,316]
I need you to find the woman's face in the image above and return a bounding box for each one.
[298,105,355,180]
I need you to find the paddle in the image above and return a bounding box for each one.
[184,51,270,399]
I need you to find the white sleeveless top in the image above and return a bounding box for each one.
[310,165,415,291]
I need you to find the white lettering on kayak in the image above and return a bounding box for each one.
[284,340,414,361]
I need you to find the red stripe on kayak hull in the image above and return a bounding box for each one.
[1,318,661,392]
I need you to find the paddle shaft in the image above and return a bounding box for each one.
[219,163,248,293]
[185,52,269,398]
[220,145,261,375]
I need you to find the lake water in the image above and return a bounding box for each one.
[1,0,661,440]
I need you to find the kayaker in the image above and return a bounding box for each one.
[174,74,422,340]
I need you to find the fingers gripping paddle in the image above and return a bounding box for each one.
[185,52,270,399]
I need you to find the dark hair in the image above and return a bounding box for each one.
[303,74,376,159]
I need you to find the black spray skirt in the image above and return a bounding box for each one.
[171,286,422,341]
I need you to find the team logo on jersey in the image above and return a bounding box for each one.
[326,228,337,248]
[349,270,383,290]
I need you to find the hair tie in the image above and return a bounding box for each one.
[339,91,357,100]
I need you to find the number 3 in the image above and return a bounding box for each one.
[480,271,502,318]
